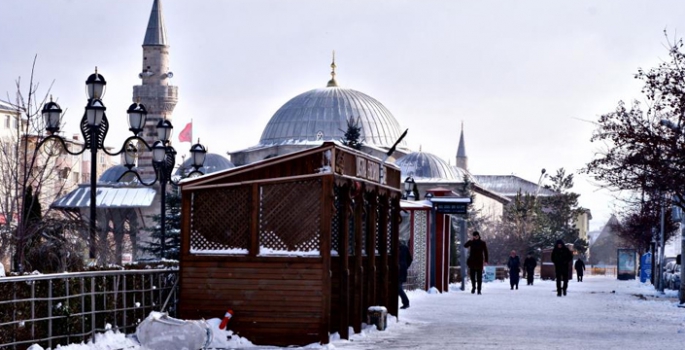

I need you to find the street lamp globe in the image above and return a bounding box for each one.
[42,99,62,134]
[156,119,173,143]
[152,140,167,163]
[190,142,208,170]
[124,143,138,170]
[127,102,147,136]
[85,99,106,127]
[85,68,107,100]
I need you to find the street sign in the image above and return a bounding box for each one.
[434,202,468,214]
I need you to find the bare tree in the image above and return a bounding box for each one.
[0,56,82,272]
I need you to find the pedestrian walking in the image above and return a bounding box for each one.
[507,250,521,290]
[399,240,413,309]
[575,257,586,282]
[551,239,573,297]
[464,231,488,295]
[523,253,537,286]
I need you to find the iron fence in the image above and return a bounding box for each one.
[0,269,178,350]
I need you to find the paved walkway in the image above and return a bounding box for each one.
[328,276,685,350]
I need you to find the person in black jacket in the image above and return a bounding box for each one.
[507,250,521,290]
[574,258,586,282]
[464,231,488,295]
[551,239,573,296]
[523,253,537,286]
[399,240,413,309]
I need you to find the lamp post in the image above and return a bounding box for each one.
[40,68,207,262]
[404,175,415,200]
[141,120,207,258]
[40,68,151,260]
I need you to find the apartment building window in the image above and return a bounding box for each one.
[4,115,9,129]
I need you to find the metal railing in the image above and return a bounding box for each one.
[0,269,178,350]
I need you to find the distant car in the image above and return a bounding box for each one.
[663,260,679,290]
[667,263,681,290]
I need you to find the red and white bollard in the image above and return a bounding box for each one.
[219,309,233,330]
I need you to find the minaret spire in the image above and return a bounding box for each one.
[134,0,178,179]
[327,50,338,87]
[143,0,167,46]
[456,121,468,170]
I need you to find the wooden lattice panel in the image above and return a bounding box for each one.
[331,185,343,255]
[259,179,322,253]
[190,186,251,253]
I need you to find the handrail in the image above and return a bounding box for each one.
[0,269,179,350]
[0,268,176,283]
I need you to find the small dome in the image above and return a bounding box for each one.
[175,153,234,176]
[99,165,137,183]
[260,87,406,148]
[396,151,474,182]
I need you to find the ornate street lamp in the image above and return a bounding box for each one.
[39,68,207,261]
[121,120,207,258]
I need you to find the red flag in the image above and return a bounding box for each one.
[178,122,192,143]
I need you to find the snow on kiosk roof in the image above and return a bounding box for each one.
[178,142,403,347]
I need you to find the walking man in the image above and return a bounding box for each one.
[551,239,573,296]
[507,250,521,290]
[523,253,537,286]
[574,257,586,282]
[464,231,488,295]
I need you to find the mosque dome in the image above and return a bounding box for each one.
[396,151,474,182]
[175,153,234,176]
[259,64,406,148]
[99,165,138,184]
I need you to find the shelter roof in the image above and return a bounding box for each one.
[473,175,558,198]
[51,184,156,209]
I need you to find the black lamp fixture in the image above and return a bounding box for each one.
[404,175,415,200]
[38,67,207,262]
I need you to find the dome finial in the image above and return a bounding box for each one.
[327,50,338,87]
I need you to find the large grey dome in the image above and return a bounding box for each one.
[260,87,406,147]
[396,151,474,182]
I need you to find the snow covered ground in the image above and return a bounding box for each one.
[30,275,685,350]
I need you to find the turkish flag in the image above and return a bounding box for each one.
[179,122,192,143]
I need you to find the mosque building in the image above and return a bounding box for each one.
[52,0,587,264]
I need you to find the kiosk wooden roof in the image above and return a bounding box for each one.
[178,142,402,346]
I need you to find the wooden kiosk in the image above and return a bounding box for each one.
[178,142,402,346]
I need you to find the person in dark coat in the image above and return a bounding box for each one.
[523,253,537,286]
[507,250,521,290]
[464,231,488,295]
[574,258,586,282]
[551,239,573,296]
[399,240,413,309]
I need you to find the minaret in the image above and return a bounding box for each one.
[133,0,177,179]
[456,121,468,170]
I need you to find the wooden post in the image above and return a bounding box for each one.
[365,192,378,318]
[378,195,389,307]
[250,183,260,256]
[389,195,400,316]
[320,176,333,345]
[339,184,350,340]
[352,185,364,333]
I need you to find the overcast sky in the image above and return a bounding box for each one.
[3,0,685,231]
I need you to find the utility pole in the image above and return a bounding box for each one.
[658,196,666,293]
[678,208,685,306]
